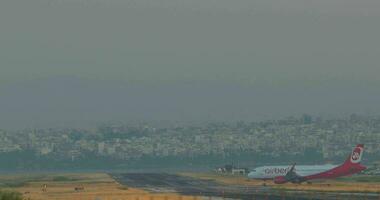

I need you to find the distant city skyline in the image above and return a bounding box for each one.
[0,114,379,170]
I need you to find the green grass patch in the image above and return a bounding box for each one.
[0,182,28,188]
[0,190,22,200]
[0,174,84,188]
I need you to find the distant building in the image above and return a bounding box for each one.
[215,164,248,175]
[232,168,248,175]
[302,114,313,124]
[98,142,105,155]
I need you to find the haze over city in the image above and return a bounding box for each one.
[1,0,380,129]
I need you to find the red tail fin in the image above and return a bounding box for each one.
[344,144,364,165]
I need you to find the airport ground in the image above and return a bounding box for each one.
[0,172,380,200]
[181,172,380,193]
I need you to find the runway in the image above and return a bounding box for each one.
[111,173,269,195]
[110,173,380,200]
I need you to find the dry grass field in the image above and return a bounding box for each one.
[0,173,200,200]
[181,173,380,193]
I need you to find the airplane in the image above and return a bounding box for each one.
[247,144,366,184]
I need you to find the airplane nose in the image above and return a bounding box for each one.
[248,171,257,179]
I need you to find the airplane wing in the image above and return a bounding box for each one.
[274,163,306,184]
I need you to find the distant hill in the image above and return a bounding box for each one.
[1,76,380,129]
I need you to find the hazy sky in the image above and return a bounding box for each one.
[1,0,380,128]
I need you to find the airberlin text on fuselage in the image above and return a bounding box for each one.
[264,167,291,175]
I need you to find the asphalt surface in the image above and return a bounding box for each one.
[111,173,379,200]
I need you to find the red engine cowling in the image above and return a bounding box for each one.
[274,176,288,184]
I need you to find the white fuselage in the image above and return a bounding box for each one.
[247,164,338,179]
